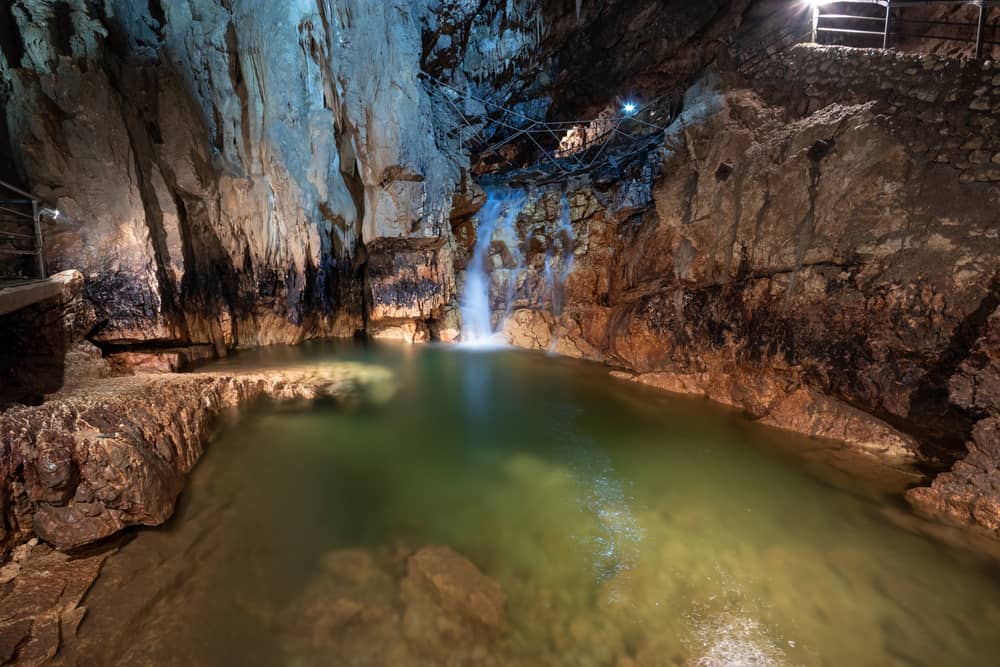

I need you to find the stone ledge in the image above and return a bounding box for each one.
[0,273,80,318]
[609,370,920,467]
[0,362,395,553]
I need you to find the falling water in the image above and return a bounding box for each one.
[543,194,576,352]
[460,188,528,344]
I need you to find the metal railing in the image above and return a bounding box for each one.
[810,0,999,60]
[0,179,46,280]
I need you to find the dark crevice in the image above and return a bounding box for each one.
[680,168,700,227]
[0,1,25,67]
[783,139,831,308]
[905,273,1000,458]
[147,0,166,34]
[52,2,74,58]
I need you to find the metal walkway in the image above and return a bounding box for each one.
[419,71,675,180]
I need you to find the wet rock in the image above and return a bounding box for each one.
[402,545,508,632]
[0,363,395,553]
[759,388,919,465]
[283,545,512,667]
[0,545,111,667]
[106,345,219,375]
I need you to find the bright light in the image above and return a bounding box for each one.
[623,102,637,115]
[806,0,831,6]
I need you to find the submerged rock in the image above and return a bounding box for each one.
[0,544,111,667]
[283,545,511,667]
[402,545,508,635]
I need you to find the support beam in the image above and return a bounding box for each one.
[32,200,45,279]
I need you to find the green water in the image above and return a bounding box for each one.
[68,342,1000,666]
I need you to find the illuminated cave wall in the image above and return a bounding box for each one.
[0,0,472,349]
[0,0,760,349]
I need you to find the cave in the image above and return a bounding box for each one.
[1,0,1000,664]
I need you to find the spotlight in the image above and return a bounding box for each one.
[39,208,61,221]
[623,102,637,115]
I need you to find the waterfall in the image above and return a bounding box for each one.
[460,188,527,345]
[542,194,576,352]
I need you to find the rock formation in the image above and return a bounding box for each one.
[466,48,1000,535]
[282,545,509,666]
[0,362,394,553]
[0,270,111,407]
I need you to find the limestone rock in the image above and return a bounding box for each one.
[0,544,110,667]
[0,362,395,552]
[283,545,510,666]
[402,545,508,632]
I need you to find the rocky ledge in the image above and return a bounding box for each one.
[907,305,1000,534]
[0,363,394,554]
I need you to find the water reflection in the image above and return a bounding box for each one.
[544,393,644,583]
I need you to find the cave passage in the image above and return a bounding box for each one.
[66,342,1000,667]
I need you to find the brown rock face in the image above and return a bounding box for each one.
[471,48,1000,533]
[0,363,394,552]
[0,543,110,667]
[907,306,1000,532]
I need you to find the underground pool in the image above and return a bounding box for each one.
[60,342,1000,666]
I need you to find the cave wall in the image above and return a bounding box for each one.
[0,0,762,357]
[485,47,1000,531]
[0,0,476,350]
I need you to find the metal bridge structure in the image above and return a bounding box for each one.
[419,71,676,182]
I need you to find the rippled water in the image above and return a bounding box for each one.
[64,342,1000,666]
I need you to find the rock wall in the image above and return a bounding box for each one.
[0,0,764,358]
[478,46,1000,533]
[0,0,471,350]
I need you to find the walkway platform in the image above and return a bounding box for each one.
[0,272,75,317]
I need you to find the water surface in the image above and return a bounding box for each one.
[65,342,1000,666]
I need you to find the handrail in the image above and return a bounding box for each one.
[0,178,39,203]
[810,0,997,58]
[0,204,35,220]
